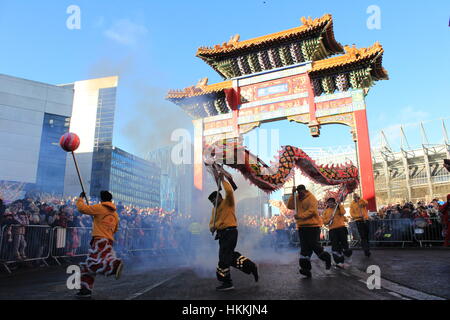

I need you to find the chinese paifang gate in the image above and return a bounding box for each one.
[166,13,388,211]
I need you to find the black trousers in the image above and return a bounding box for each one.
[298,227,330,271]
[298,227,324,257]
[218,228,238,271]
[216,228,256,284]
[356,221,370,253]
[329,227,352,264]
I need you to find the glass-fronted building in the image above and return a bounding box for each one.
[91,147,160,208]
[35,113,71,195]
[62,76,119,197]
[147,146,193,214]
[94,87,116,149]
[89,86,117,198]
[0,74,73,201]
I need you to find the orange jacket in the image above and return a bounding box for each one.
[350,199,369,221]
[209,181,237,231]
[76,198,119,241]
[322,204,346,230]
[287,191,322,228]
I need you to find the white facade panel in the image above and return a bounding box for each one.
[46,86,74,104]
[0,74,74,185]
[0,74,48,100]
[44,100,72,117]
[63,76,118,196]
[0,91,46,112]
[0,104,43,125]
[69,77,118,154]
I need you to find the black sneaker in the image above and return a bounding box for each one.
[216,283,234,291]
[299,269,312,278]
[364,250,371,258]
[323,254,332,270]
[76,287,92,299]
[252,266,259,282]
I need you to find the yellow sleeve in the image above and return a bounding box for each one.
[322,209,331,225]
[298,196,317,219]
[360,199,368,207]
[222,180,234,206]
[338,205,346,216]
[76,198,101,216]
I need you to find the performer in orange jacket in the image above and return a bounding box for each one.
[350,194,371,257]
[209,178,258,291]
[287,185,332,278]
[75,191,123,298]
[439,194,450,247]
[322,198,352,267]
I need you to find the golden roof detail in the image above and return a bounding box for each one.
[311,42,388,78]
[168,42,387,100]
[197,14,338,56]
[166,79,232,99]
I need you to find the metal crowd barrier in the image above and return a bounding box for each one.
[0,225,52,273]
[347,218,445,247]
[51,227,93,264]
[284,218,446,248]
[348,219,413,247]
[0,225,183,274]
[125,227,183,257]
[0,219,445,273]
[410,217,446,247]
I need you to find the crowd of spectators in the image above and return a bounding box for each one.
[376,199,442,221]
[238,197,448,248]
[0,193,448,266]
[0,195,193,263]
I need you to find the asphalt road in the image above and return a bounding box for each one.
[0,248,447,300]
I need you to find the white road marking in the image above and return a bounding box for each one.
[388,291,403,298]
[346,266,445,300]
[126,273,181,300]
[388,291,411,300]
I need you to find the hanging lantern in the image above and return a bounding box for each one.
[59,132,80,152]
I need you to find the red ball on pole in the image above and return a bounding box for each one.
[59,132,80,152]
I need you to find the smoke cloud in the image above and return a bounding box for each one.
[87,55,192,158]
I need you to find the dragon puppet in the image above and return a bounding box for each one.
[204,139,359,202]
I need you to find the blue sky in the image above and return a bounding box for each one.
[1,0,449,158]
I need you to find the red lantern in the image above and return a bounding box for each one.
[59,132,80,152]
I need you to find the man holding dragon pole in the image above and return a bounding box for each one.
[208,173,259,291]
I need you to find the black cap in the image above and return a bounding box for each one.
[208,191,218,202]
[296,185,306,192]
[100,190,113,202]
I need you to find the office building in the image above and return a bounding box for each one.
[61,76,119,197]
[0,74,73,197]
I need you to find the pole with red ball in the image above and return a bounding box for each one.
[59,132,89,204]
